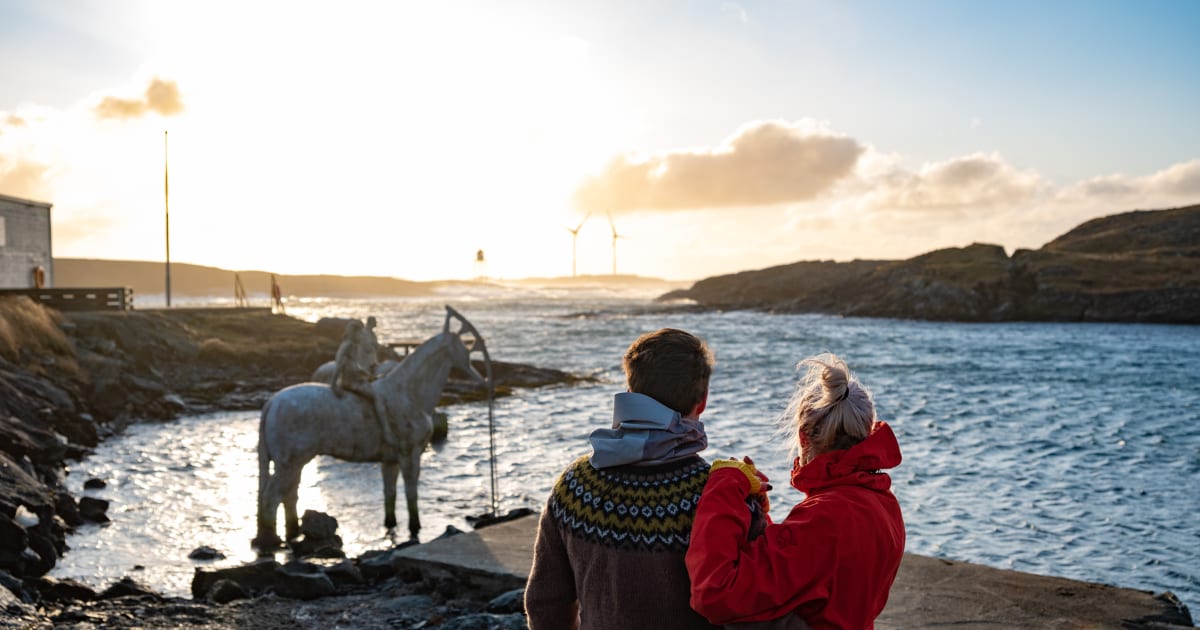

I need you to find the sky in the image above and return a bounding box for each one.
[1,0,1198,281]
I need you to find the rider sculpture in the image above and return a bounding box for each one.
[332,319,395,446]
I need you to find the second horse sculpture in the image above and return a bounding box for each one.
[254,305,489,548]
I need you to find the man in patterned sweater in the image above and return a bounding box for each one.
[526,328,720,630]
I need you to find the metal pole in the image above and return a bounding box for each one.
[164,130,172,307]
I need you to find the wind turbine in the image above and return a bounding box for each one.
[566,212,590,277]
[608,212,625,276]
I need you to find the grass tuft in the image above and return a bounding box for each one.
[0,296,78,374]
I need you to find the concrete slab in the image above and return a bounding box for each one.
[393,515,1195,628]
[390,518,537,598]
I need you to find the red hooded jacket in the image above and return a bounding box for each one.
[687,422,905,630]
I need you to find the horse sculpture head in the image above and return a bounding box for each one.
[443,306,490,387]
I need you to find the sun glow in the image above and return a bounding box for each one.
[29,2,640,280]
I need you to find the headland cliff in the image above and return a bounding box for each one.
[660,204,1200,323]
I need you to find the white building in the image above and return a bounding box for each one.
[0,193,53,289]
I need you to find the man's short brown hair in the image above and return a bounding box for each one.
[622,328,714,414]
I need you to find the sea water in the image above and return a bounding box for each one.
[52,290,1200,612]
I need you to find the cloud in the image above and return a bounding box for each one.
[860,152,1046,212]
[94,78,185,120]
[0,155,51,201]
[1058,159,1200,204]
[721,2,749,24]
[575,120,864,213]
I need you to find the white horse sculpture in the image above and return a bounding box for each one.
[254,306,489,548]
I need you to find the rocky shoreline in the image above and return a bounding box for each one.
[0,301,579,628]
[660,204,1200,323]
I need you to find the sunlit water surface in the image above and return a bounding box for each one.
[53,291,1200,612]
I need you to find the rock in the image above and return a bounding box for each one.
[77,496,110,523]
[53,492,82,527]
[98,576,157,599]
[433,525,465,541]
[275,560,336,600]
[467,507,536,530]
[378,593,435,613]
[357,549,398,582]
[291,535,345,559]
[0,515,28,557]
[300,509,339,539]
[0,569,31,603]
[160,393,187,413]
[192,559,281,599]
[24,532,57,576]
[0,582,34,620]
[34,576,98,603]
[487,588,526,614]
[13,505,38,528]
[439,613,529,629]
[187,546,225,561]
[206,578,248,604]
[193,558,337,601]
[318,558,364,586]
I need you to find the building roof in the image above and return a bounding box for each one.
[0,192,53,209]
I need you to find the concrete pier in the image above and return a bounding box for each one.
[391,516,1194,629]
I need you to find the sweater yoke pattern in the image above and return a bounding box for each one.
[549,455,709,552]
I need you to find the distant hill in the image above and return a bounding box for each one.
[503,274,689,291]
[659,204,1200,323]
[51,260,687,300]
[53,259,440,298]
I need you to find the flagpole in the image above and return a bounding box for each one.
[164,130,171,307]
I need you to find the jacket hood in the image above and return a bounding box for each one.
[790,421,902,494]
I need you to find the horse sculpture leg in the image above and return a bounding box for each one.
[255,475,284,549]
[400,449,422,540]
[274,464,304,540]
[381,461,400,530]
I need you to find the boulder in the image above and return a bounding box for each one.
[357,549,398,582]
[319,558,364,586]
[77,497,110,523]
[300,510,338,539]
[83,478,105,490]
[53,492,82,527]
[206,578,248,604]
[291,535,345,559]
[275,560,336,600]
[0,515,28,558]
[192,559,281,599]
[33,576,97,603]
[98,576,158,599]
[192,558,337,601]
[433,525,465,542]
[0,582,34,621]
[487,588,526,614]
[187,546,225,561]
[0,569,31,603]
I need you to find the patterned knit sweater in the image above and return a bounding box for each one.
[525,454,718,630]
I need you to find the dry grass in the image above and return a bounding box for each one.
[0,296,77,373]
[197,337,239,362]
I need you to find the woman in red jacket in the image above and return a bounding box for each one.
[686,354,904,630]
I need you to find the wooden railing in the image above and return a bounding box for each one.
[0,287,134,311]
